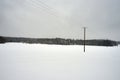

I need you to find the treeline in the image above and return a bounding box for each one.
[0,36,118,46]
[118,41,120,44]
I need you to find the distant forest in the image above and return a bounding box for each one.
[0,36,119,46]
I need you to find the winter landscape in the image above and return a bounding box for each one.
[1,0,120,80]
[0,43,120,80]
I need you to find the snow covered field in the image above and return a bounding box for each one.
[0,43,120,80]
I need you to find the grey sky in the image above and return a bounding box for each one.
[0,0,120,40]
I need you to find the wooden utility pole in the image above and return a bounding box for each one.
[83,27,86,52]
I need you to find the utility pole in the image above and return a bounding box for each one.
[83,27,86,52]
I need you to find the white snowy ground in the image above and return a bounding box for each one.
[0,43,120,80]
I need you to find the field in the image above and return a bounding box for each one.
[0,43,120,80]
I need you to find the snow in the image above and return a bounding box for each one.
[0,43,120,80]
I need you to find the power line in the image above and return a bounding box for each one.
[29,0,62,18]
[26,0,67,26]
[34,0,66,22]
[28,0,57,16]
[37,0,58,14]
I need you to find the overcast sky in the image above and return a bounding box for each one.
[0,0,120,40]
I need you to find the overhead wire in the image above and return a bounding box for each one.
[29,0,58,17]
[25,0,68,26]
